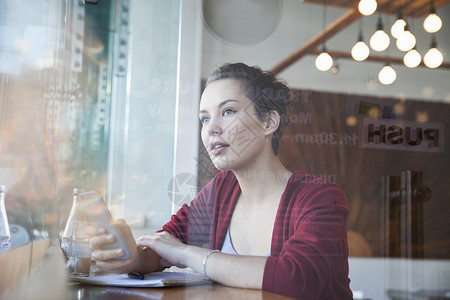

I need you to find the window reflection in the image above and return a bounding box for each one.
[0,0,115,243]
[0,1,449,299]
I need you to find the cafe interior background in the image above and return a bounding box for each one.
[0,0,449,298]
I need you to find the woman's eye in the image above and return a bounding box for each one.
[200,116,210,125]
[223,108,236,116]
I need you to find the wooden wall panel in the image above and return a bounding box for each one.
[277,90,449,258]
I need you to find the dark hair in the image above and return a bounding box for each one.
[206,62,292,155]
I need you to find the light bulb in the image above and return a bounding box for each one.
[370,30,390,52]
[423,12,442,33]
[315,51,333,71]
[391,18,406,39]
[424,48,443,68]
[358,0,377,16]
[378,65,396,85]
[396,29,416,52]
[403,49,421,68]
[351,41,370,61]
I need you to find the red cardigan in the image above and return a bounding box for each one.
[162,170,352,299]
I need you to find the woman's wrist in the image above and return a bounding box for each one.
[202,249,220,279]
[182,245,211,274]
[129,246,146,272]
[132,246,163,273]
[180,244,194,268]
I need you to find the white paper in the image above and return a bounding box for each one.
[71,271,212,287]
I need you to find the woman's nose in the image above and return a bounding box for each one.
[207,118,222,136]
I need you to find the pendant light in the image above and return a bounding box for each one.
[403,47,421,68]
[391,13,406,39]
[378,63,396,85]
[315,0,333,72]
[316,45,333,71]
[358,0,377,16]
[351,22,370,61]
[370,16,390,52]
[352,36,370,61]
[424,36,444,69]
[423,2,442,33]
[396,24,416,52]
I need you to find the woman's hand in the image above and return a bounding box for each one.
[136,231,266,289]
[136,231,188,269]
[86,219,139,273]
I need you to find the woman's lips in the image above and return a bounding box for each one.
[210,142,229,156]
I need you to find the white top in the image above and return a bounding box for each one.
[220,227,270,256]
[220,227,238,255]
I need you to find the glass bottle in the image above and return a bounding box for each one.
[61,188,91,276]
[0,185,11,249]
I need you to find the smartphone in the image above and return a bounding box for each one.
[78,191,130,260]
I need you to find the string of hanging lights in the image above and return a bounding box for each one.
[315,0,446,86]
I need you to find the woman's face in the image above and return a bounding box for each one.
[199,79,269,171]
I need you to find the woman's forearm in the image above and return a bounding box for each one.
[135,231,266,288]
[182,245,266,289]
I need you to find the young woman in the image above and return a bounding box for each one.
[89,63,352,299]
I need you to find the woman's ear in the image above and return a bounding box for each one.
[264,110,280,136]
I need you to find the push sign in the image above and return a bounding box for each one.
[362,118,444,153]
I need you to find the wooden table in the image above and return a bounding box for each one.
[69,282,294,299]
[1,244,293,299]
